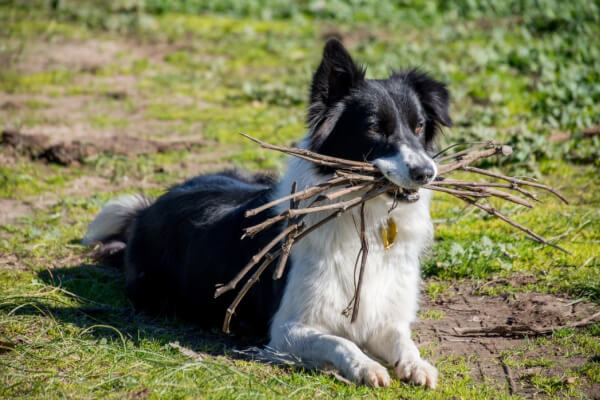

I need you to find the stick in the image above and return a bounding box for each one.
[351,203,369,323]
[292,183,392,244]
[245,176,348,217]
[242,214,289,239]
[215,224,298,298]
[243,183,383,237]
[323,181,375,200]
[457,196,569,253]
[462,186,534,208]
[240,133,378,172]
[431,178,539,201]
[223,253,278,333]
[437,145,513,175]
[334,170,380,181]
[434,141,494,162]
[273,182,299,280]
[273,234,294,280]
[424,184,491,198]
[462,166,569,204]
[452,310,600,337]
[287,196,367,216]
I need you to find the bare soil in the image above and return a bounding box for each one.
[415,281,600,398]
[1,129,208,166]
[0,198,31,227]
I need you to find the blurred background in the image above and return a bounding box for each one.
[2,0,599,171]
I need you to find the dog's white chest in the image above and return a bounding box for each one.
[271,187,433,345]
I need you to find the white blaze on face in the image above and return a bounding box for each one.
[372,144,437,189]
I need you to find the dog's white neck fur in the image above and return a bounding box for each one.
[267,136,438,387]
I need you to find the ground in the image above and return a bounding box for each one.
[1,1,600,399]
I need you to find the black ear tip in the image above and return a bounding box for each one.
[324,37,344,47]
[323,37,348,56]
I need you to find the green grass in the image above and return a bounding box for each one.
[1,0,599,398]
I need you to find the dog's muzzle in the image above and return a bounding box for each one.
[372,146,437,203]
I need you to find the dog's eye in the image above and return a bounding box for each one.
[369,122,380,134]
[414,120,424,135]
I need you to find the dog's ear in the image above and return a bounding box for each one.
[308,39,365,126]
[394,69,452,143]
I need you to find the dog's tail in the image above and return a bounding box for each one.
[82,194,153,266]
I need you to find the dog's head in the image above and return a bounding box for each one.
[308,39,452,199]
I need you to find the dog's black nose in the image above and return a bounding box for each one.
[409,165,435,184]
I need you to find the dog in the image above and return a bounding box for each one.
[83,38,452,388]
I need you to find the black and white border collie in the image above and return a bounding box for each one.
[83,39,452,388]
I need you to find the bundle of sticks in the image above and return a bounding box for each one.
[215,133,569,333]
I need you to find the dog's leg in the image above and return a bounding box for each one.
[366,325,438,388]
[270,323,391,387]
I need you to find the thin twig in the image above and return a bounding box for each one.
[351,203,368,323]
[245,176,348,217]
[292,183,392,244]
[424,184,491,198]
[223,253,277,334]
[457,196,569,254]
[462,166,569,204]
[452,310,600,337]
[431,178,539,201]
[215,224,298,298]
[462,186,534,208]
[437,145,513,175]
[334,170,380,181]
[240,133,378,172]
[323,181,374,200]
[434,141,494,162]
[242,214,289,239]
[273,182,299,280]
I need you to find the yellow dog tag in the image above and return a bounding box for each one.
[381,218,397,250]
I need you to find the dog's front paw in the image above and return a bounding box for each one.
[349,361,391,387]
[394,356,438,389]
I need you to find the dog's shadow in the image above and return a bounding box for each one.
[25,263,266,359]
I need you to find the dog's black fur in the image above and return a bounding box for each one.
[125,169,285,336]
[88,39,451,337]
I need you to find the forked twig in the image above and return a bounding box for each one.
[215,224,299,298]
[462,166,569,204]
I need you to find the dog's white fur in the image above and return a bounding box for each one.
[82,194,152,245]
[268,138,438,388]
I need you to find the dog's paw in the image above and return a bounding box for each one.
[394,357,438,389]
[350,361,391,387]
